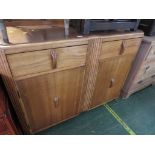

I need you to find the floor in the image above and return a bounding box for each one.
[37,85,155,135]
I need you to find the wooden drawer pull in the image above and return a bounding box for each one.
[137,80,143,84]
[50,50,57,69]
[53,96,59,108]
[151,75,155,78]
[146,66,150,70]
[144,66,150,73]
[119,41,126,55]
[109,78,115,88]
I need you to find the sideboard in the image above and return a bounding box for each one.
[0,30,143,134]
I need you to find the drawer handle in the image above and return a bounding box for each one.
[146,66,150,70]
[119,41,126,55]
[53,96,59,108]
[50,50,57,69]
[137,80,143,84]
[144,66,150,73]
[151,75,155,78]
[109,78,115,88]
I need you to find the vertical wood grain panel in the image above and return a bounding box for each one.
[80,38,102,111]
[16,67,85,132]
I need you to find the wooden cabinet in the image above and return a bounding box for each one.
[122,36,155,98]
[0,31,143,133]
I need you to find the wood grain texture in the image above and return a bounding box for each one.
[124,77,152,98]
[80,38,102,111]
[100,38,141,59]
[4,38,88,54]
[100,40,122,59]
[145,45,155,62]
[5,20,65,27]
[7,45,87,79]
[91,54,136,107]
[2,31,143,55]
[16,67,85,132]
[134,60,155,82]
[0,49,31,134]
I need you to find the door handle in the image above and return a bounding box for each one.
[119,41,126,55]
[50,50,57,69]
[109,78,115,88]
[53,96,59,108]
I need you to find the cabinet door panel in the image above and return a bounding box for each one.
[106,55,134,100]
[54,67,84,120]
[91,58,116,107]
[91,55,134,108]
[16,67,84,132]
[16,74,55,132]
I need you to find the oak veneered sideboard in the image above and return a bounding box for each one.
[0,30,143,134]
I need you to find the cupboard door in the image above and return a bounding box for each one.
[105,54,135,100]
[91,54,134,108]
[49,67,85,126]
[16,73,56,132]
[16,67,85,132]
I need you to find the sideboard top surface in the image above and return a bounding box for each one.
[0,26,143,54]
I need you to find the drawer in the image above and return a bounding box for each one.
[135,61,155,82]
[100,38,141,59]
[130,77,152,93]
[145,45,155,62]
[7,45,87,78]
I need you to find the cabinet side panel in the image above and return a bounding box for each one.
[0,49,31,134]
[121,41,150,98]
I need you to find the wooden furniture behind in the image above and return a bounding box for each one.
[121,36,155,98]
[0,78,17,134]
[70,20,140,34]
[4,20,65,27]
[0,29,143,134]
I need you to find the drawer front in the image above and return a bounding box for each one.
[135,61,155,82]
[145,45,155,62]
[130,77,152,93]
[100,38,141,59]
[7,45,87,78]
